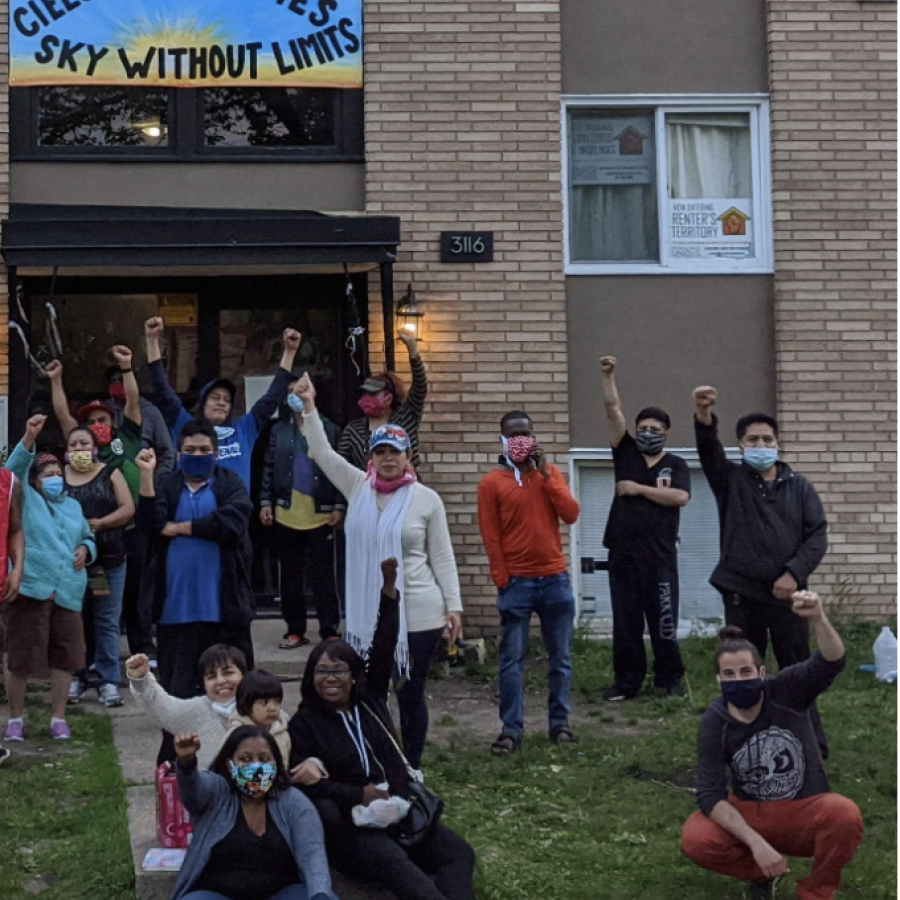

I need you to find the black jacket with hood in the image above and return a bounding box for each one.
[695,414,828,604]
[695,652,845,816]
[287,592,410,813]
[259,407,346,516]
[137,466,254,629]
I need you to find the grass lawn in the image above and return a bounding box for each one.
[426,622,897,900]
[0,698,133,900]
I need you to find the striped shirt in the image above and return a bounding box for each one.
[338,355,428,470]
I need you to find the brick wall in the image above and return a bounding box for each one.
[364,1,568,632]
[767,0,897,616]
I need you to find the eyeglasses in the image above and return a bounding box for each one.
[313,667,352,679]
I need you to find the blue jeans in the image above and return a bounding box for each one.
[183,888,312,900]
[497,572,575,740]
[396,627,445,769]
[78,562,127,687]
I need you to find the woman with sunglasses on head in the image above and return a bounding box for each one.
[288,558,475,900]
[168,725,335,900]
[291,372,462,774]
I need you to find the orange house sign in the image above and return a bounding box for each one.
[614,126,648,156]
[718,206,751,236]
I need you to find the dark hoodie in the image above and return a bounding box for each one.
[695,414,828,604]
[695,652,845,817]
[150,361,294,490]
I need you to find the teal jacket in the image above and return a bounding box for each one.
[5,441,96,612]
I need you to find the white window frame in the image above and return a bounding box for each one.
[567,446,743,619]
[562,94,773,275]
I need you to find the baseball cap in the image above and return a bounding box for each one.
[369,424,411,453]
[361,376,389,394]
[76,400,117,422]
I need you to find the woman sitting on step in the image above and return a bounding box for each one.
[288,557,476,900]
[169,725,335,900]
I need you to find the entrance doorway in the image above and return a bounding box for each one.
[11,271,369,609]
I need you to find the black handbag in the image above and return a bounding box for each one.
[363,703,444,847]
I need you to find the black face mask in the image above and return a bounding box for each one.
[721,678,764,709]
[635,431,667,455]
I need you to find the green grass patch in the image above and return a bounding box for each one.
[0,708,133,900]
[426,623,896,900]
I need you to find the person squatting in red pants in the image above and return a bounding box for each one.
[681,592,863,900]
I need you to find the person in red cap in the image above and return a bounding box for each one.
[46,345,143,501]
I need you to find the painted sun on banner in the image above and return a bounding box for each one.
[10,0,363,88]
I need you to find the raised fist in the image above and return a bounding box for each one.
[125,654,150,679]
[25,414,48,440]
[397,329,418,351]
[294,372,316,406]
[599,356,616,374]
[111,345,133,368]
[282,329,302,353]
[145,317,165,340]
[45,360,63,382]
[136,448,157,472]
[174,732,201,762]
[693,386,717,409]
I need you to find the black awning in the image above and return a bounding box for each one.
[1,204,401,268]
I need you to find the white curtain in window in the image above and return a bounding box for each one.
[667,114,752,199]
[570,183,659,262]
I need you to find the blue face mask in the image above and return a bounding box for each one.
[179,453,217,480]
[41,475,65,500]
[721,677,764,709]
[743,448,778,472]
[287,393,304,413]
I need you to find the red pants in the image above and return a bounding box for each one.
[681,794,863,900]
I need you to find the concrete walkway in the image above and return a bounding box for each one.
[110,619,394,900]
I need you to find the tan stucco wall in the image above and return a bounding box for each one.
[11,162,366,212]
[562,0,768,94]
[567,276,776,449]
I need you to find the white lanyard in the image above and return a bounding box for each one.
[340,707,370,776]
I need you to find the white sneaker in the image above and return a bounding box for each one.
[99,683,124,708]
[0,744,10,765]
[68,680,86,705]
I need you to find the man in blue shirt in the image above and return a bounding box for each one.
[144,317,301,489]
[136,423,254,700]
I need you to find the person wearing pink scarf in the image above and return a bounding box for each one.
[292,374,462,773]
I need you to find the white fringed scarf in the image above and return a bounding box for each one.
[343,475,415,676]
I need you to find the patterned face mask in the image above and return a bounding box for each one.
[66,450,96,472]
[359,393,392,417]
[505,435,536,464]
[228,761,278,798]
[89,423,114,448]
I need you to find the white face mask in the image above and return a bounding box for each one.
[211,699,236,717]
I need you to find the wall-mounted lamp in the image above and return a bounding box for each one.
[396,284,424,339]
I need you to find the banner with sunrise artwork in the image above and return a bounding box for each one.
[10,0,363,88]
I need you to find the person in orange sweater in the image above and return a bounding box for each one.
[477,410,580,756]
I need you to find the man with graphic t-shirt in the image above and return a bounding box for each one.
[681,592,863,900]
[599,356,691,701]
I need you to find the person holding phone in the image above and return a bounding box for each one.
[477,410,581,755]
[598,356,691,702]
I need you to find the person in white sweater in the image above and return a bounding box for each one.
[294,372,462,770]
[126,644,248,769]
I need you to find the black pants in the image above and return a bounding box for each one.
[396,627,444,769]
[723,592,829,757]
[315,798,475,900]
[608,550,685,694]
[156,621,255,699]
[273,522,340,640]
[122,529,156,657]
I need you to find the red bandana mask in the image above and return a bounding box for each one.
[89,423,114,447]
[505,435,535,464]
[359,394,392,418]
